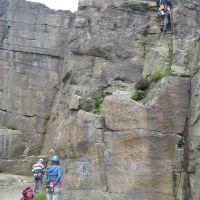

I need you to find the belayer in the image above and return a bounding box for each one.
[156,0,171,32]
[45,155,62,200]
[32,158,45,194]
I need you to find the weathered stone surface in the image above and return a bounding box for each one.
[103,95,148,131]
[171,0,200,75]
[62,190,110,200]
[101,77,190,199]
[146,77,190,134]
[0,0,200,199]
[43,110,106,193]
[103,77,190,133]
[42,108,105,153]
[104,130,176,197]
[69,95,81,110]
[0,155,48,174]
[68,5,147,83]
[0,128,25,159]
[187,70,200,199]
[79,0,155,10]
[142,34,173,77]
[0,0,74,156]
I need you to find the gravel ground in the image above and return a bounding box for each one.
[0,173,34,200]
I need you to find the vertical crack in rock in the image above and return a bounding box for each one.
[31,7,40,40]
[1,25,10,43]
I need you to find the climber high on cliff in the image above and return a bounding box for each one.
[156,0,171,32]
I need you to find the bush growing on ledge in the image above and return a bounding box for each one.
[7,125,16,130]
[131,90,146,101]
[92,92,105,114]
[151,70,176,82]
[132,70,176,101]
[135,77,150,91]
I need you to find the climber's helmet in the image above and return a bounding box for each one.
[38,158,44,163]
[51,155,59,162]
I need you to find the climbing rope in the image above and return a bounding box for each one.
[115,1,168,124]
[147,31,165,73]
[145,6,172,76]
[188,138,200,197]
[174,163,184,199]
[116,96,123,130]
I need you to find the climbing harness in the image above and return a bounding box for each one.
[33,172,43,194]
[47,182,54,200]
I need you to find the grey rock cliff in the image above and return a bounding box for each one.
[0,0,200,199]
[0,0,74,156]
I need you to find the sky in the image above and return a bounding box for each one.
[28,0,79,12]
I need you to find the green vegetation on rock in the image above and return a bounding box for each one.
[151,70,176,82]
[135,77,150,91]
[131,90,146,101]
[132,69,176,101]
[7,125,17,130]
[92,92,105,114]
[33,192,47,200]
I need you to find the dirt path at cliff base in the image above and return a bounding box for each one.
[0,173,34,200]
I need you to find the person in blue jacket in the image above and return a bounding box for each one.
[45,155,62,200]
[156,0,171,32]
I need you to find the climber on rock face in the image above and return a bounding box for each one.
[156,0,171,32]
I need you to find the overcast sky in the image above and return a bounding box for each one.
[28,0,79,12]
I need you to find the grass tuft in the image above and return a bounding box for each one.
[33,192,47,200]
[135,77,150,91]
[151,70,176,82]
[92,93,104,114]
[131,90,146,101]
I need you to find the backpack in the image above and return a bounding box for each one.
[21,187,34,200]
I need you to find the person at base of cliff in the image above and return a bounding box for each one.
[156,0,171,32]
[45,155,62,200]
[32,158,45,194]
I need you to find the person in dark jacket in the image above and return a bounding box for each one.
[45,155,62,200]
[156,0,171,32]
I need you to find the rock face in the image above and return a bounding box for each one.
[102,77,190,199]
[0,0,200,199]
[0,0,74,156]
[188,71,200,200]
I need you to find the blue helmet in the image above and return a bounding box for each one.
[51,155,59,162]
